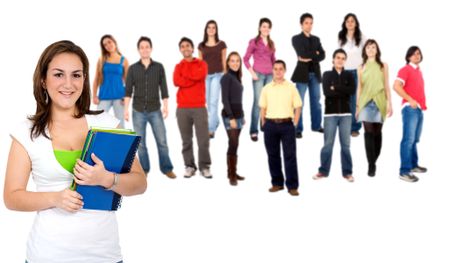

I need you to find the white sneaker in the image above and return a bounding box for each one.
[200,168,213,179]
[184,167,196,178]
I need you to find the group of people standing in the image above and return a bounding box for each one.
[3,12,428,263]
[90,13,427,191]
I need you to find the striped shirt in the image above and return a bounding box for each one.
[125,59,169,112]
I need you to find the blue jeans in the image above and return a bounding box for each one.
[222,117,244,130]
[348,70,362,132]
[250,72,273,135]
[400,106,424,174]
[133,109,174,174]
[319,116,353,176]
[206,72,223,133]
[98,99,124,128]
[263,121,299,190]
[296,73,323,132]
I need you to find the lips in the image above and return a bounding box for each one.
[59,91,75,97]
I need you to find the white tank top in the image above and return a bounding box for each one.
[10,113,122,263]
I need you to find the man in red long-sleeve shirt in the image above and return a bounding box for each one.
[173,37,212,179]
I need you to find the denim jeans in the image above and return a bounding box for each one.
[250,72,273,135]
[206,72,223,133]
[348,70,362,132]
[98,99,124,128]
[295,73,323,132]
[133,109,174,174]
[319,116,353,176]
[263,121,299,190]
[400,106,424,174]
[222,117,244,130]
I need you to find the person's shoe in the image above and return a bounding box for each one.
[209,132,215,139]
[200,168,213,179]
[165,171,177,179]
[313,128,324,133]
[343,174,355,182]
[351,131,360,137]
[268,185,284,192]
[236,174,245,181]
[411,166,427,173]
[288,189,300,196]
[250,134,258,142]
[296,132,303,139]
[399,173,419,182]
[368,164,376,177]
[313,172,327,180]
[184,167,196,178]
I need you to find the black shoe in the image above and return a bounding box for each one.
[411,166,427,173]
[209,132,215,139]
[313,128,324,133]
[250,134,258,142]
[296,132,303,139]
[368,164,376,177]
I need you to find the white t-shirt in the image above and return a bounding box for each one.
[10,112,122,263]
[339,35,367,70]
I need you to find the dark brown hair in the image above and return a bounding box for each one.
[405,46,423,64]
[338,13,363,47]
[255,17,275,51]
[362,39,384,69]
[225,51,243,82]
[98,34,122,85]
[200,20,220,48]
[29,40,101,139]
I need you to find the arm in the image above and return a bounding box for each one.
[198,48,203,60]
[74,152,147,197]
[293,107,301,127]
[173,64,196,88]
[383,63,393,117]
[92,58,102,104]
[293,35,313,62]
[356,66,363,116]
[4,139,83,212]
[393,80,418,108]
[222,48,227,73]
[243,40,259,80]
[185,60,208,81]
[123,97,131,122]
[221,75,234,118]
[292,86,302,126]
[336,71,356,95]
[313,37,326,62]
[322,72,336,97]
[122,58,129,84]
[160,65,169,118]
[124,66,134,121]
[260,107,267,127]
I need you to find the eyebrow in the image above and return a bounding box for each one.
[50,68,83,73]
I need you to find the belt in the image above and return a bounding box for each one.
[266,118,292,123]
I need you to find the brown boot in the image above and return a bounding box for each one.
[227,155,238,186]
[233,155,245,181]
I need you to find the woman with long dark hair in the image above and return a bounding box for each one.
[338,13,367,137]
[198,20,227,138]
[221,52,245,186]
[4,40,146,262]
[356,39,393,177]
[92,34,129,128]
[243,17,276,142]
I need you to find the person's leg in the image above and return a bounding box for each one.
[193,108,211,171]
[97,99,113,113]
[350,70,361,133]
[280,122,299,190]
[308,73,323,131]
[372,123,383,163]
[205,74,213,134]
[363,122,376,176]
[400,107,420,175]
[208,73,223,134]
[263,122,284,187]
[319,117,338,176]
[148,110,174,174]
[112,99,125,128]
[250,72,265,136]
[132,110,150,174]
[295,82,308,134]
[412,109,424,169]
[176,108,196,169]
[339,116,353,176]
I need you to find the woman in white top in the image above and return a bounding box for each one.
[338,13,367,137]
[3,40,146,263]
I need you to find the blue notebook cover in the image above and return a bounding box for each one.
[76,131,141,211]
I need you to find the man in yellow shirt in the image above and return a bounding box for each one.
[259,60,302,196]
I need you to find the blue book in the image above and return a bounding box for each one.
[74,129,141,211]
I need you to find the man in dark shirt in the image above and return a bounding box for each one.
[291,13,325,138]
[313,49,355,182]
[124,36,176,179]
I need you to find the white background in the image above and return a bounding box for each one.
[1,0,449,262]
